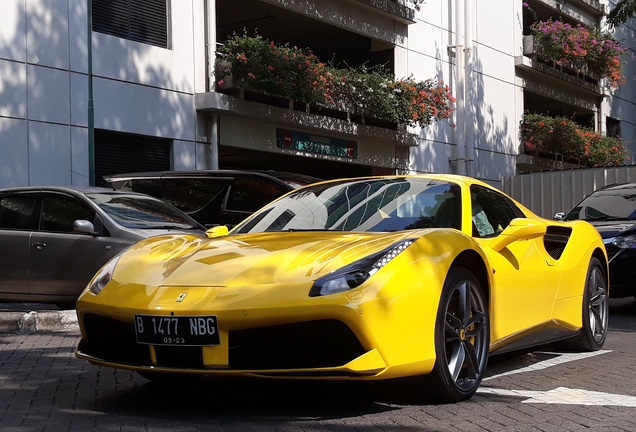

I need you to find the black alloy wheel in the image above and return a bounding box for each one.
[566,256,608,351]
[425,267,490,402]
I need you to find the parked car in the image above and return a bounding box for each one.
[0,186,207,308]
[104,170,321,227]
[558,181,636,298]
[75,174,608,402]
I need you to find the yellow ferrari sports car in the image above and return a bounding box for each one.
[75,174,608,402]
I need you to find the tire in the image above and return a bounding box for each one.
[423,267,490,403]
[566,257,608,351]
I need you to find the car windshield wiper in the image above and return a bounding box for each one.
[145,224,198,230]
[583,216,630,221]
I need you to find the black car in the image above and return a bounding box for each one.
[105,170,322,227]
[561,182,636,298]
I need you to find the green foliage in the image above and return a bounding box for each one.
[607,0,636,27]
[215,32,455,128]
[520,113,628,167]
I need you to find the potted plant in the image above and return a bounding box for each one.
[529,19,627,87]
[215,32,456,129]
[520,113,627,166]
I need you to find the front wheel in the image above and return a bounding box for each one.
[566,257,608,351]
[423,267,490,403]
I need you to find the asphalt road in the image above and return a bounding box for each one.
[1,299,636,431]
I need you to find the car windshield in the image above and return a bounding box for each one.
[233,178,461,234]
[565,185,636,221]
[87,193,203,229]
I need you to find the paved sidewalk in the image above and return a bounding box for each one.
[0,303,79,332]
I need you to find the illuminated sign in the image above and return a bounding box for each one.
[277,129,357,159]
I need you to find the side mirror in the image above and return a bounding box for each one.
[73,219,97,235]
[489,218,547,252]
[553,212,565,220]
[206,225,229,238]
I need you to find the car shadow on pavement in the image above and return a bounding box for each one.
[608,297,636,332]
[95,377,409,419]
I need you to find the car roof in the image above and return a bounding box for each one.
[592,182,636,192]
[104,169,321,183]
[0,185,157,198]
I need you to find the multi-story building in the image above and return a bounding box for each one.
[0,0,633,188]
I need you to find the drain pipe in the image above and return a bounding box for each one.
[464,0,474,177]
[204,0,219,169]
[454,0,467,175]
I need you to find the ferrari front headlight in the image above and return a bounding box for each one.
[612,235,636,249]
[88,254,121,294]
[309,239,415,297]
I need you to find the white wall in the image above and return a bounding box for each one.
[0,0,205,188]
[406,1,520,186]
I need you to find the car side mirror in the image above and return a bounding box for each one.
[489,218,547,252]
[553,212,565,220]
[73,219,97,235]
[206,225,229,238]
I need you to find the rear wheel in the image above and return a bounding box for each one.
[423,267,489,402]
[566,257,608,351]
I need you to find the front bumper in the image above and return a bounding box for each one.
[75,280,440,380]
[75,313,391,378]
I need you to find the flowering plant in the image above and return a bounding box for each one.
[530,19,627,87]
[216,33,455,128]
[520,113,627,167]
[216,33,330,104]
[576,129,629,167]
[326,66,455,127]
[386,78,456,127]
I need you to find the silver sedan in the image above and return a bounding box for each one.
[0,186,206,308]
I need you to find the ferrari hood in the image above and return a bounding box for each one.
[114,231,417,287]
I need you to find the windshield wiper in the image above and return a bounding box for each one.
[146,224,198,230]
[584,216,629,221]
[282,228,334,232]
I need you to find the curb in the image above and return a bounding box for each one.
[0,310,79,333]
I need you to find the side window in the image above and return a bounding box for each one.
[470,185,525,238]
[39,196,94,233]
[0,196,36,230]
[160,178,231,212]
[226,178,288,213]
[119,179,164,197]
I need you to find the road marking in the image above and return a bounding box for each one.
[477,387,636,407]
[483,350,612,381]
[478,350,630,406]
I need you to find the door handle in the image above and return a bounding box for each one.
[32,242,47,250]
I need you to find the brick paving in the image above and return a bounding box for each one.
[0,299,635,431]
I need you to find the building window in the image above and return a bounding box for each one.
[92,0,170,49]
[607,117,621,138]
[94,130,171,187]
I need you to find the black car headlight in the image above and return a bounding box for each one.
[309,239,415,297]
[88,254,121,295]
[611,235,636,249]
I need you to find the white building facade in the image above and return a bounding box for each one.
[0,0,634,189]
